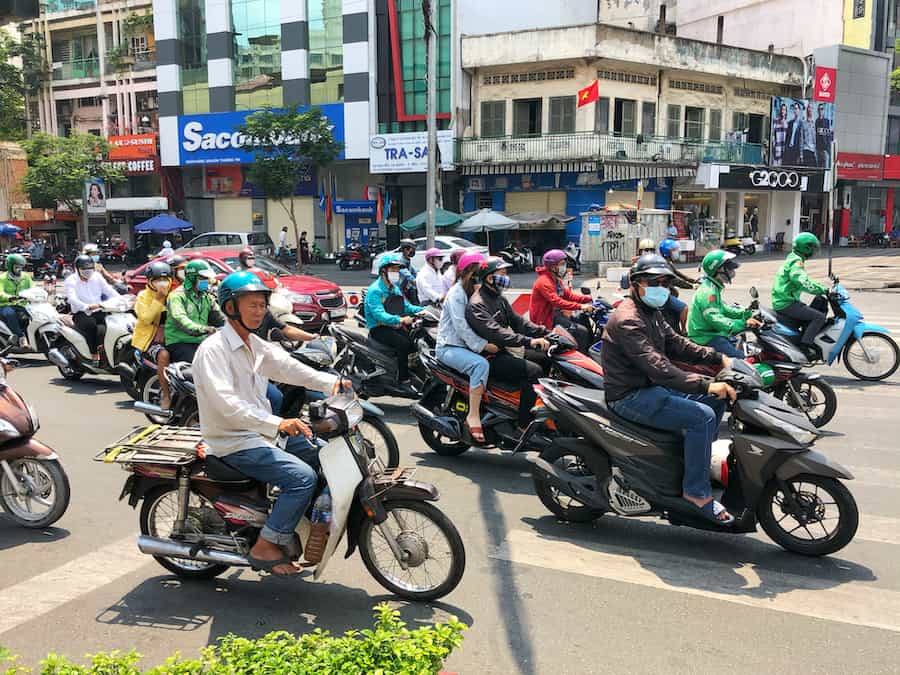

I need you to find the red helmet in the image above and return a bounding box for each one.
[238,247,255,269]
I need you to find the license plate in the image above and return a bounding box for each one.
[330,308,347,318]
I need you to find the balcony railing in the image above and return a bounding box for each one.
[456,132,763,167]
[52,57,99,80]
[44,0,95,13]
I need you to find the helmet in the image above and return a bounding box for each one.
[162,240,172,248]
[5,253,26,277]
[399,238,417,250]
[167,254,188,269]
[218,270,272,313]
[183,259,216,291]
[476,256,511,282]
[638,238,656,253]
[424,247,443,261]
[449,249,466,265]
[793,232,820,258]
[146,261,172,280]
[238,247,255,268]
[629,253,675,283]
[542,249,567,267]
[701,250,739,284]
[82,243,99,255]
[74,254,95,271]
[457,251,487,275]
[659,238,681,260]
[377,252,406,273]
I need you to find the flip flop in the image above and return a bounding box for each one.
[469,425,485,443]
[247,554,300,578]
[688,499,735,526]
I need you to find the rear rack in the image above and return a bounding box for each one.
[95,425,206,466]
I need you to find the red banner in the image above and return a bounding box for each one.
[884,155,900,179]
[813,67,837,103]
[108,134,157,160]
[836,152,883,180]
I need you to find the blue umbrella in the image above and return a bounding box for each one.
[134,214,193,233]
[0,223,22,236]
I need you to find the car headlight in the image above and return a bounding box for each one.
[755,409,817,445]
[286,292,314,305]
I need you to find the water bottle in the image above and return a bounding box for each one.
[304,487,332,564]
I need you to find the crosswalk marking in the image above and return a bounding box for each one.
[492,528,900,633]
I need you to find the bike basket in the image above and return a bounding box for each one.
[95,425,206,465]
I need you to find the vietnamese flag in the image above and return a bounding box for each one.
[577,80,599,107]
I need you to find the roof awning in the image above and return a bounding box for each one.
[460,161,696,180]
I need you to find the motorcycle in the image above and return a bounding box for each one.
[45,294,137,381]
[100,392,465,600]
[764,277,899,381]
[0,287,64,356]
[564,241,581,272]
[0,351,70,528]
[338,241,371,271]
[529,360,859,557]
[412,330,605,457]
[498,243,533,273]
[724,236,757,256]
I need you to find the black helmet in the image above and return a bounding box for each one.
[629,253,675,283]
[476,256,512,282]
[147,261,172,280]
[74,254,95,271]
[399,238,417,253]
[166,254,188,268]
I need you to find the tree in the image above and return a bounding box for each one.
[21,132,125,216]
[237,106,342,265]
[0,35,26,140]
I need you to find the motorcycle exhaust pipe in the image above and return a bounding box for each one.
[410,402,462,441]
[137,535,251,567]
[116,361,135,380]
[526,456,608,509]
[46,347,70,370]
[133,401,173,419]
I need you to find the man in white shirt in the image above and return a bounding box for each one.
[64,255,120,362]
[277,226,288,257]
[193,270,345,577]
[158,240,174,258]
[416,247,446,305]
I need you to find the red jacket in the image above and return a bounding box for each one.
[529,267,591,330]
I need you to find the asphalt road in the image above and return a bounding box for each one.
[1,267,899,673]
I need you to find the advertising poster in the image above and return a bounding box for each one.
[85,178,106,215]
[770,97,835,169]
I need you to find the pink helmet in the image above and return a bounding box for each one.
[542,249,567,266]
[424,247,443,260]
[457,251,486,274]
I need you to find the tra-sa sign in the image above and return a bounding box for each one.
[369,131,455,173]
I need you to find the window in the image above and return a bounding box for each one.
[225,234,243,246]
[481,100,506,137]
[666,104,681,138]
[887,115,900,155]
[248,232,274,247]
[594,97,610,133]
[613,98,637,136]
[476,192,493,210]
[434,240,450,249]
[684,107,705,140]
[549,96,576,134]
[513,98,542,136]
[732,112,749,133]
[709,109,722,141]
[641,102,656,136]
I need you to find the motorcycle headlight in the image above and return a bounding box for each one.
[286,292,314,305]
[755,409,817,445]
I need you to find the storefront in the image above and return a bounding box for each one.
[835,152,887,243]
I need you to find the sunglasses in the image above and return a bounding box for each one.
[642,277,672,288]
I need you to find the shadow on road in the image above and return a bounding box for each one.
[411,449,534,498]
[0,522,69,552]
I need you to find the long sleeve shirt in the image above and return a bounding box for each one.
[772,252,829,310]
[193,322,338,456]
[63,271,118,315]
[687,278,752,345]
[416,264,446,304]
[132,288,167,351]
[436,283,487,352]
[364,278,422,329]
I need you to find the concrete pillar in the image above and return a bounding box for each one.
[736,191,745,236]
[789,191,802,241]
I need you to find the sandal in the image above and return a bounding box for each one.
[469,425,485,444]
[688,499,735,526]
[247,554,300,578]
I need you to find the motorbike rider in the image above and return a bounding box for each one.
[772,232,829,358]
[468,257,551,430]
[658,238,698,288]
[0,254,33,349]
[193,270,346,577]
[688,251,761,358]
[237,247,256,270]
[63,255,121,364]
[167,255,189,287]
[416,248,446,305]
[398,238,419,302]
[164,259,225,364]
[82,243,120,286]
[364,253,424,389]
[529,249,592,353]
[133,262,175,409]
[436,251,497,443]
[601,254,737,526]
[158,240,175,258]
[443,249,465,291]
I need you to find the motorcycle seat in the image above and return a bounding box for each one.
[202,455,257,485]
[366,335,397,355]
[562,385,684,446]
[773,309,806,329]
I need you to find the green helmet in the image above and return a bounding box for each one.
[792,232,820,258]
[5,253,26,277]
[701,249,737,277]
[183,259,216,291]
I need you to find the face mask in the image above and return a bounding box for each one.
[153,279,171,293]
[492,274,510,292]
[78,269,92,280]
[197,280,210,292]
[91,255,100,263]
[556,264,567,276]
[10,266,23,278]
[640,285,670,309]
[176,270,186,282]
[387,271,401,284]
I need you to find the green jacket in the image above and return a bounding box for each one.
[772,252,828,310]
[164,287,225,345]
[687,277,752,345]
[0,272,32,307]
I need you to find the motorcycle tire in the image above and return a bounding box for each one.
[0,458,70,529]
[358,499,465,601]
[417,385,470,456]
[55,344,84,381]
[339,258,349,271]
[139,485,230,579]
[757,475,858,556]
[359,414,400,468]
[141,375,173,425]
[842,332,900,381]
[533,443,606,523]
[777,375,837,428]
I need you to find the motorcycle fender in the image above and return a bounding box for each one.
[0,437,58,462]
[377,480,440,503]
[121,475,172,509]
[775,449,854,482]
[853,322,891,339]
[795,370,821,380]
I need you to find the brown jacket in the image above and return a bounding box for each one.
[601,296,722,402]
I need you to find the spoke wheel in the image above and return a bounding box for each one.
[533,444,606,523]
[141,374,171,424]
[780,376,837,428]
[0,459,70,528]
[843,333,900,381]
[358,500,465,601]
[358,415,400,468]
[757,476,858,556]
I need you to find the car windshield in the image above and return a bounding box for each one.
[450,238,478,248]
[221,255,291,276]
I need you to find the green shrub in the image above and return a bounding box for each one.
[1,604,465,675]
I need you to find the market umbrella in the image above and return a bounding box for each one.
[399,208,465,232]
[504,211,575,230]
[0,223,23,236]
[456,209,519,251]
[134,213,194,234]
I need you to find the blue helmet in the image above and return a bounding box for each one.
[377,252,406,273]
[659,238,681,261]
[218,270,272,315]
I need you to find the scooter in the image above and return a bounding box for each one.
[0,351,70,528]
[45,295,137,381]
[762,278,899,381]
[529,360,859,557]
[338,241,371,271]
[0,287,65,355]
[724,236,757,256]
[101,392,465,600]
[564,241,581,272]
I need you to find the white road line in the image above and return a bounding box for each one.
[0,535,149,636]
[492,528,900,633]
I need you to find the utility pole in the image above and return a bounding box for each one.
[827,139,837,276]
[424,0,437,247]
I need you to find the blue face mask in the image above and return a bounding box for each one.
[197,280,210,292]
[91,255,100,263]
[641,286,670,309]
[492,274,510,291]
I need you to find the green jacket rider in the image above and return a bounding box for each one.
[771,232,829,351]
[688,250,757,357]
[165,259,224,361]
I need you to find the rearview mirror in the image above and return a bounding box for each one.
[749,286,759,299]
[580,286,592,296]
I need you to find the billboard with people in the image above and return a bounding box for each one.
[770,97,835,169]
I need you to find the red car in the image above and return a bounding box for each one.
[124,249,347,329]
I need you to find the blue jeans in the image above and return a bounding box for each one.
[705,335,744,358]
[0,306,23,338]
[437,345,489,389]
[609,387,726,499]
[266,382,284,415]
[222,435,319,547]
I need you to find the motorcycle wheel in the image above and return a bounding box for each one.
[0,458,70,529]
[55,344,84,381]
[417,385,470,456]
[842,332,900,381]
[358,414,400,468]
[532,444,606,523]
[141,375,173,425]
[777,375,837,428]
[757,475,858,556]
[139,485,230,579]
[339,258,349,271]
[358,499,465,601]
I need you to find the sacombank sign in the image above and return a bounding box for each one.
[175,104,344,166]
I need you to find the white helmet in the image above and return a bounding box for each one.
[163,240,172,248]
[83,243,99,254]
[269,289,303,326]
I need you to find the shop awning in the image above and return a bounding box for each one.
[602,162,696,181]
[135,214,193,233]
[504,211,575,229]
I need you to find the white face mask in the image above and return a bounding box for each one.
[387,271,401,284]
[153,279,170,293]
[176,269,186,282]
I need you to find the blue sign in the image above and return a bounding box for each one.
[333,200,376,216]
[175,104,345,166]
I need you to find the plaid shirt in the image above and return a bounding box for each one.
[773,119,788,164]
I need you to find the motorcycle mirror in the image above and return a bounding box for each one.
[580,286,592,296]
[749,286,759,299]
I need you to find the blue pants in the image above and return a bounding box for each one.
[0,306,24,338]
[437,345,489,389]
[222,435,319,547]
[609,387,726,499]
[266,382,284,415]
[705,335,744,358]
